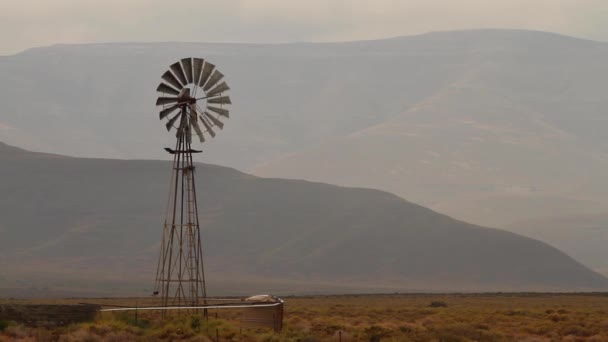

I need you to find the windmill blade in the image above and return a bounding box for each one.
[181,58,193,84]
[165,112,181,131]
[159,104,179,120]
[189,104,205,143]
[198,62,215,87]
[162,71,183,90]
[208,96,232,105]
[192,58,204,85]
[170,62,188,86]
[156,97,179,106]
[206,81,230,97]
[203,111,224,129]
[203,69,224,91]
[207,106,229,118]
[156,82,180,95]
[199,114,216,137]
[191,120,205,143]
[189,103,198,130]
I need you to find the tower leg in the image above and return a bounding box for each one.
[154,107,207,314]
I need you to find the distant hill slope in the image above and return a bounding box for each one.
[504,214,608,277]
[2,29,608,227]
[252,30,608,227]
[0,142,606,296]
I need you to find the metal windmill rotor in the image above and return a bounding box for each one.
[156,58,232,143]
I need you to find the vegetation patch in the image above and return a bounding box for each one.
[2,294,608,341]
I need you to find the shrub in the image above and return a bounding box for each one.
[400,324,415,334]
[190,316,202,331]
[58,329,103,342]
[364,325,391,342]
[429,301,448,308]
[103,330,137,342]
[473,323,489,330]
[4,325,29,339]
[549,314,567,322]
[0,320,9,331]
[559,324,595,337]
[114,311,150,329]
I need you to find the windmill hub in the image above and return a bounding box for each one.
[177,89,196,104]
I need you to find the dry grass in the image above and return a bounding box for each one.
[2,293,608,341]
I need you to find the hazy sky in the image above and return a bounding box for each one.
[1,0,607,55]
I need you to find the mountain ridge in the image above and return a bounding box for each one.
[0,141,606,296]
[12,29,603,56]
[505,213,608,277]
[2,28,608,227]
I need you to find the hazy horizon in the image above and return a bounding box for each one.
[2,0,608,55]
[5,28,607,56]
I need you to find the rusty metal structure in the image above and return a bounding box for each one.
[153,58,231,310]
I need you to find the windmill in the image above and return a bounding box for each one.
[153,58,231,309]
